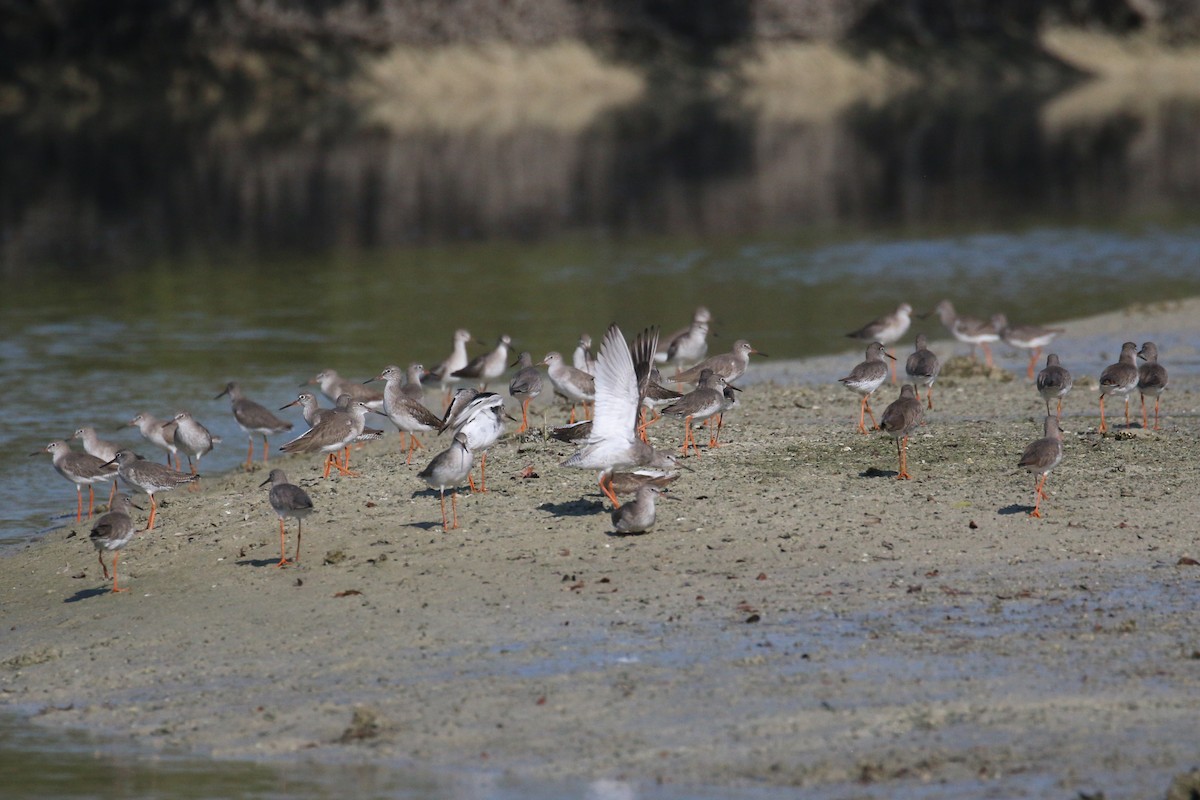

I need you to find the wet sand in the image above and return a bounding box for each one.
[3,299,1200,798]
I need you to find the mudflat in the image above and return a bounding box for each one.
[3,300,1199,798]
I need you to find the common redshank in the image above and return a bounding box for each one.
[1035,354,1073,421]
[878,384,923,480]
[127,412,180,470]
[438,389,508,492]
[847,303,911,383]
[216,381,293,469]
[89,493,138,593]
[657,306,712,370]
[1098,342,1139,433]
[1018,416,1064,518]
[904,334,940,410]
[103,449,198,530]
[259,468,314,567]
[418,432,474,531]
[660,368,728,457]
[839,341,892,434]
[368,365,444,464]
[1000,317,1065,380]
[508,351,543,435]
[672,339,764,385]
[452,334,512,390]
[1137,342,1168,430]
[541,351,595,423]
[33,440,118,522]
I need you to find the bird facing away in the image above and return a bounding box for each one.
[1000,317,1065,380]
[541,351,595,424]
[418,432,474,531]
[103,449,199,530]
[1137,342,1168,431]
[611,484,674,535]
[847,303,912,383]
[839,341,893,434]
[1035,353,1073,421]
[660,368,728,457]
[32,440,118,523]
[878,384,923,480]
[573,333,597,374]
[216,381,293,469]
[657,306,713,370]
[259,469,314,567]
[1098,341,1140,433]
[508,351,543,435]
[904,334,940,410]
[1018,415,1064,519]
[560,324,679,508]
[369,365,444,464]
[672,339,764,385]
[90,493,138,593]
[452,334,512,389]
[127,412,180,470]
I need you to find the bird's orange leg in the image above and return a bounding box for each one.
[450,488,459,530]
[1098,395,1108,433]
[983,343,994,369]
[294,520,303,564]
[896,437,912,480]
[322,454,334,479]
[262,437,270,464]
[863,397,879,431]
[888,350,897,384]
[568,405,577,424]
[146,495,158,530]
[107,480,117,507]
[86,484,96,519]
[110,552,128,593]
[1154,396,1162,430]
[1026,348,1040,380]
[74,486,83,523]
[1029,475,1047,518]
[478,452,488,493]
[98,550,110,580]
[276,518,291,568]
[600,473,620,508]
[856,397,868,434]
[438,488,448,531]
[1123,396,1131,427]
[1141,394,1149,429]
[518,398,531,434]
[245,438,254,470]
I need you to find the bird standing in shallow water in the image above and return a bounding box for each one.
[1137,342,1168,430]
[1035,354,1073,422]
[1098,342,1139,433]
[260,469,313,567]
[90,493,138,593]
[216,382,293,469]
[839,342,892,434]
[878,384,923,480]
[1018,416,1064,518]
[33,440,117,523]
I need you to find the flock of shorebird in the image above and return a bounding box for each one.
[33,301,1169,594]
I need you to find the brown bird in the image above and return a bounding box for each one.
[32,440,118,523]
[90,493,139,593]
[1098,342,1139,433]
[1018,416,1064,518]
[216,381,293,469]
[508,351,543,435]
[1000,316,1065,380]
[839,342,892,434]
[878,384,923,480]
[660,369,728,457]
[672,339,764,385]
[102,449,199,530]
[904,334,940,410]
[1035,354,1073,421]
[847,303,912,383]
[259,468,314,567]
[1137,342,1168,430]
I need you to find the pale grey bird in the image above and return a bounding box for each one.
[259,468,314,567]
